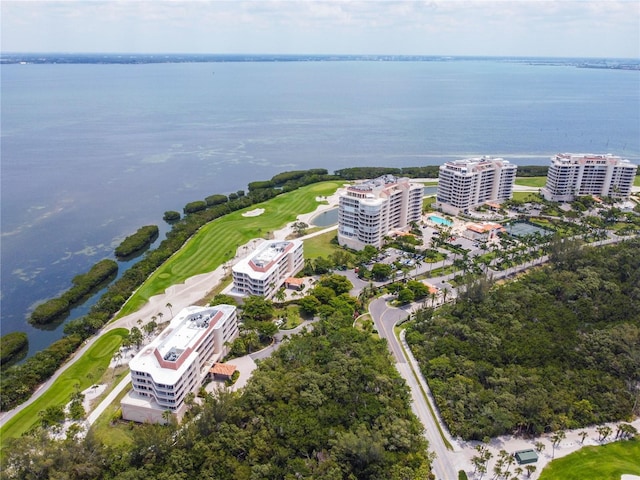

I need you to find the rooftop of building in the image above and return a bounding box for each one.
[348,174,402,192]
[440,156,515,173]
[466,222,505,233]
[553,153,637,167]
[210,363,237,377]
[129,304,236,384]
[233,239,302,279]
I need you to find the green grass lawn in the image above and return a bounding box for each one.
[277,305,303,330]
[119,181,343,316]
[635,175,640,187]
[302,229,340,259]
[423,197,436,211]
[512,191,542,202]
[515,176,547,188]
[0,328,127,449]
[539,440,640,480]
[88,381,135,448]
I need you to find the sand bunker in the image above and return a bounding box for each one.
[242,208,265,217]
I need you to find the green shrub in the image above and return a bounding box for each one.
[183,200,207,214]
[163,210,181,222]
[30,298,70,325]
[0,332,28,366]
[115,225,159,258]
[205,194,228,206]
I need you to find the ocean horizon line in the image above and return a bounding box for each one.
[2,52,639,65]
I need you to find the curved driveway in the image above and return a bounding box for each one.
[369,296,462,480]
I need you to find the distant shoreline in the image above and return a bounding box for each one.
[2,53,639,70]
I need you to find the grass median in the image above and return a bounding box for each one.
[0,328,127,449]
[119,181,343,316]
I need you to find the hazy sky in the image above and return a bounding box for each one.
[2,0,639,58]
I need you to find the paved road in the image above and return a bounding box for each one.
[369,295,461,479]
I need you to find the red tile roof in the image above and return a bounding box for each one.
[210,363,237,377]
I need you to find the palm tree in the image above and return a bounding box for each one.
[550,430,565,459]
[144,320,157,338]
[162,409,173,425]
[525,465,536,478]
[112,350,123,369]
[578,431,588,444]
[442,286,450,304]
[274,288,286,303]
[157,312,164,323]
[166,302,173,318]
[184,392,196,408]
[596,425,612,442]
[430,291,438,307]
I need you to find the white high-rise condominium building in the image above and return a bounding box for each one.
[541,153,638,202]
[121,304,239,424]
[435,156,517,215]
[232,239,304,299]
[338,174,423,251]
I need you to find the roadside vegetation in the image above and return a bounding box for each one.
[405,239,640,440]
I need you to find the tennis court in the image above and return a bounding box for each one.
[506,221,552,238]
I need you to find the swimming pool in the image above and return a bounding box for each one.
[429,215,453,227]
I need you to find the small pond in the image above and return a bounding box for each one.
[311,208,339,227]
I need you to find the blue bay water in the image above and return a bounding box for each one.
[1,60,639,357]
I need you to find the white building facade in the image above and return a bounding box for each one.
[232,239,304,299]
[541,153,638,202]
[435,157,517,215]
[121,304,239,424]
[337,175,423,251]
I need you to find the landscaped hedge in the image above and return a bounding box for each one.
[114,225,159,258]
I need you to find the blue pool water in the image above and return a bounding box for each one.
[429,215,453,226]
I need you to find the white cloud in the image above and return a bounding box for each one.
[1,0,638,57]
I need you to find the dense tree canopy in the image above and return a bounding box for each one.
[406,239,640,440]
[2,314,433,480]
